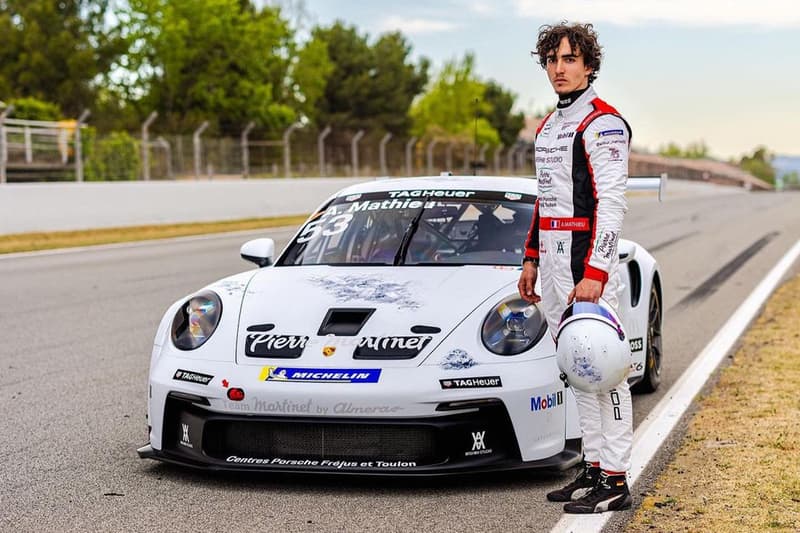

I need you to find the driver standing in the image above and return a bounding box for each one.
[517,21,634,514]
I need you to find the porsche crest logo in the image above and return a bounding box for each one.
[322,346,336,357]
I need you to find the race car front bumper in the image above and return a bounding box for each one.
[138,391,581,475]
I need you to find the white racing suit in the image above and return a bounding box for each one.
[524,86,633,473]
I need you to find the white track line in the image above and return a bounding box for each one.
[551,238,800,533]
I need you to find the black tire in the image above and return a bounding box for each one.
[631,284,662,394]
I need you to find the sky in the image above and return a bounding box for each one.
[296,0,800,160]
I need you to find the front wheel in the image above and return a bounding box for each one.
[631,284,662,393]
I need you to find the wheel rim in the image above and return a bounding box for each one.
[647,286,662,379]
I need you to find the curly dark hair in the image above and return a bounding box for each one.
[534,22,603,84]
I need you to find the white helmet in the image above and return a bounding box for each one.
[555,301,631,393]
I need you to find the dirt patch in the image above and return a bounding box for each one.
[626,274,800,532]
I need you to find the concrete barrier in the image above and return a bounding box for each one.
[0,177,369,235]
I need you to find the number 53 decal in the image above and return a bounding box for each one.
[296,214,354,243]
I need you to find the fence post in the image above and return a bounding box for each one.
[506,145,518,175]
[156,136,173,179]
[379,132,392,176]
[193,121,209,180]
[426,139,439,175]
[59,127,68,164]
[527,145,535,173]
[241,121,255,178]
[479,144,488,167]
[24,126,33,163]
[462,145,471,173]
[318,125,331,177]
[351,130,365,177]
[494,144,504,175]
[283,123,301,177]
[445,141,454,171]
[0,105,13,184]
[141,111,158,180]
[75,109,91,182]
[405,137,417,177]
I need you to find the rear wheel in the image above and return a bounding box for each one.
[631,284,662,393]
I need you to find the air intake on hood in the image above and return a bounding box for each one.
[411,325,441,334]
[317,308,375,336]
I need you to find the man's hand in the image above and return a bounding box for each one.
[518,262,541,303]
[568,278,603,304]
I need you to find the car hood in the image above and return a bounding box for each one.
[236,265,519,367]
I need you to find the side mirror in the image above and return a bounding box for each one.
[618,239,636,264]
[240,238,275,267]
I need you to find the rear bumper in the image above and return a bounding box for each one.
[139,393,581,475]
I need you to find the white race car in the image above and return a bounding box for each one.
[138,175,663,474]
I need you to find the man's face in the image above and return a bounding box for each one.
[545,36,592,95]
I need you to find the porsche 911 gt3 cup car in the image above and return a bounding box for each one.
[138,174,664,474]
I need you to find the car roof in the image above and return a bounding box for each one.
[333,175,538,197]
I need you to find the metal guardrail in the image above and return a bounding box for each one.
[0,111,91,183]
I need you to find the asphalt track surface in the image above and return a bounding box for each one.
[2,183,799,532]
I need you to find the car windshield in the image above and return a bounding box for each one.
[278,188,536,266]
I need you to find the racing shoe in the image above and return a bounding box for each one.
[563,472,632,514]
[546,461,600,502]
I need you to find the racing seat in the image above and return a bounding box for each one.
[471,213,505,252]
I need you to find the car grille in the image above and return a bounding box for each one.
[203,420,441,464]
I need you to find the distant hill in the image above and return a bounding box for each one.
[774,155,800,177]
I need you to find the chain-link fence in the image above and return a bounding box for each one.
[142,126,535,180]
[0,114,537,182]
[0,114,772,189]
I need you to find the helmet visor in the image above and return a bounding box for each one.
[558,302,625,341]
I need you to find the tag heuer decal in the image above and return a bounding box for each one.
[173,369,214,385]
[440,376,502,389]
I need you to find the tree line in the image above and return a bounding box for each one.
[658,142,778,184]
[0,0,524,147]
[1,1,781,184]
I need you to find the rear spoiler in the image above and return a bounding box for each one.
[626,173,667,202]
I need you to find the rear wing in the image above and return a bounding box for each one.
[626,173,667,202]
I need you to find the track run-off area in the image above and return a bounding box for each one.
[2,180,799,532]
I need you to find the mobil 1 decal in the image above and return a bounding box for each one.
[530,390,563,412]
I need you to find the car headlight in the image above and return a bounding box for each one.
[481,296,548,355]
[171,291,222,350]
